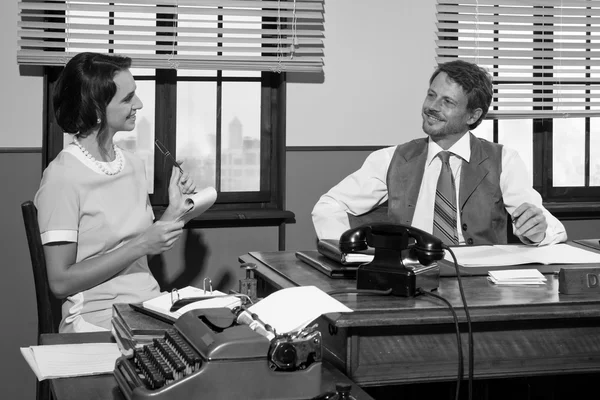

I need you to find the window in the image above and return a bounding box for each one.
[19,0,325,227]
[436,0,600,218]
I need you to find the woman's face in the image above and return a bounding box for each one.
[105,69,143,135]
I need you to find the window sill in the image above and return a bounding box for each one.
[153,208,296,229]
[544,202,600,220]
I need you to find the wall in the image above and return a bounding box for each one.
[3,1,600,399]
[287,2,436,146]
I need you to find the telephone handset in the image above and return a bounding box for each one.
[339,223,445,266]
[339,223,445,296]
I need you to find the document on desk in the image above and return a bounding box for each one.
[445,243,600,268]
[20,343,121,381]
[248,286,353,335]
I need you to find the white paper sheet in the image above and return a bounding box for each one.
[21,343,121,381]
[445,243,600,267]
[248,285,353,334]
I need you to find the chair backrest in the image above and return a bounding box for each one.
[21,201,61,337]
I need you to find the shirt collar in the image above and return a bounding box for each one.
[426,132,472,165]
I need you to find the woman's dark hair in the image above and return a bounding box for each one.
[430,59,493,130]
[53,52,132,152]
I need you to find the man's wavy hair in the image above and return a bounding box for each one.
[430,59,493,130]
[53,52,132,155]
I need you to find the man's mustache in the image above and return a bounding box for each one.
[424,109,443,120]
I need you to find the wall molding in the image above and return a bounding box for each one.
[286,145,388,152]
[0,147,42,154]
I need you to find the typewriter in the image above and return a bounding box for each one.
[114,306,323,400]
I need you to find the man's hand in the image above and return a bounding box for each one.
[512,202,548,244]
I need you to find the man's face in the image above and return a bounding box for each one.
[421,72,477,139]
[105,69,143,135]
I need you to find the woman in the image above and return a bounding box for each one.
[34,52,195,332]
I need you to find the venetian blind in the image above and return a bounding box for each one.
[17,0,324,72]
[436,0,600,119]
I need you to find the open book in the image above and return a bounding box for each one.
[177,187,217,224]
[445,243,600,268]
[139,286,242,322]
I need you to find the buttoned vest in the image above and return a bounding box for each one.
[386,134,508,245]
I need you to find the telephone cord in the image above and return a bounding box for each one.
[417,289,463,400]
[326,288,393,296]
[444,245,474,400]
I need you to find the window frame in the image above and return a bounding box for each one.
[42,66,295,229]
[436,1,600,221]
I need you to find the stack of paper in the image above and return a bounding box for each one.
[487,269,547,285]
[445,243,600,268]
[21,343,121,381]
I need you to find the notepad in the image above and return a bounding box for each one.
[21,343,121,381]
[487,269,547,285]
[177,187,217,224]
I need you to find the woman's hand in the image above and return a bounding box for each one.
[139,220,185,255]
[162,164,197,221]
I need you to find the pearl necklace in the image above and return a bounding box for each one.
[72,137,124,176]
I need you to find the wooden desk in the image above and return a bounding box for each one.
[240,251,600,391]
[41,331,374,400]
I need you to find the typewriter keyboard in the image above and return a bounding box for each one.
[133,329,203,389]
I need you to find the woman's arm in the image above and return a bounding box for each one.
[44,219,183,298]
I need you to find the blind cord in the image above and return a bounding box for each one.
[270,0,284,73]
[475,0,480,66]
[167,0,179,70]
[291,0,298,59]
[62,1,71,65]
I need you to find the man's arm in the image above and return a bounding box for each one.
[500,147,567,245]
[311,147,395,240]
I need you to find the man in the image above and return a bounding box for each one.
[312,60,567,246]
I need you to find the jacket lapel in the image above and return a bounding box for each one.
[400,141,427,223]
[459,133,490,209]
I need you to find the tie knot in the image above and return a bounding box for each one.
[438,151,451,164]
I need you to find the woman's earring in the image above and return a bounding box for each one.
[97,118,101,124]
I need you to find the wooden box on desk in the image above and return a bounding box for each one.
[558,267,600,294]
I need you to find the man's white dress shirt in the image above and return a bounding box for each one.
[312,133,567,245]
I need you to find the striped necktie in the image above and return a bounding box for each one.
[433,151,459,245]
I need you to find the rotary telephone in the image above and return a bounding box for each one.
[339,223,445,296]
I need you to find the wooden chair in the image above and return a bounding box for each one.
[21,200,62,400]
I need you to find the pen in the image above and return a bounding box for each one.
[154,139,184,174]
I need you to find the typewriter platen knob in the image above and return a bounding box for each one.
[269,341,297,371]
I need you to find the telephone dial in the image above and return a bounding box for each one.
[339,223,446,296]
